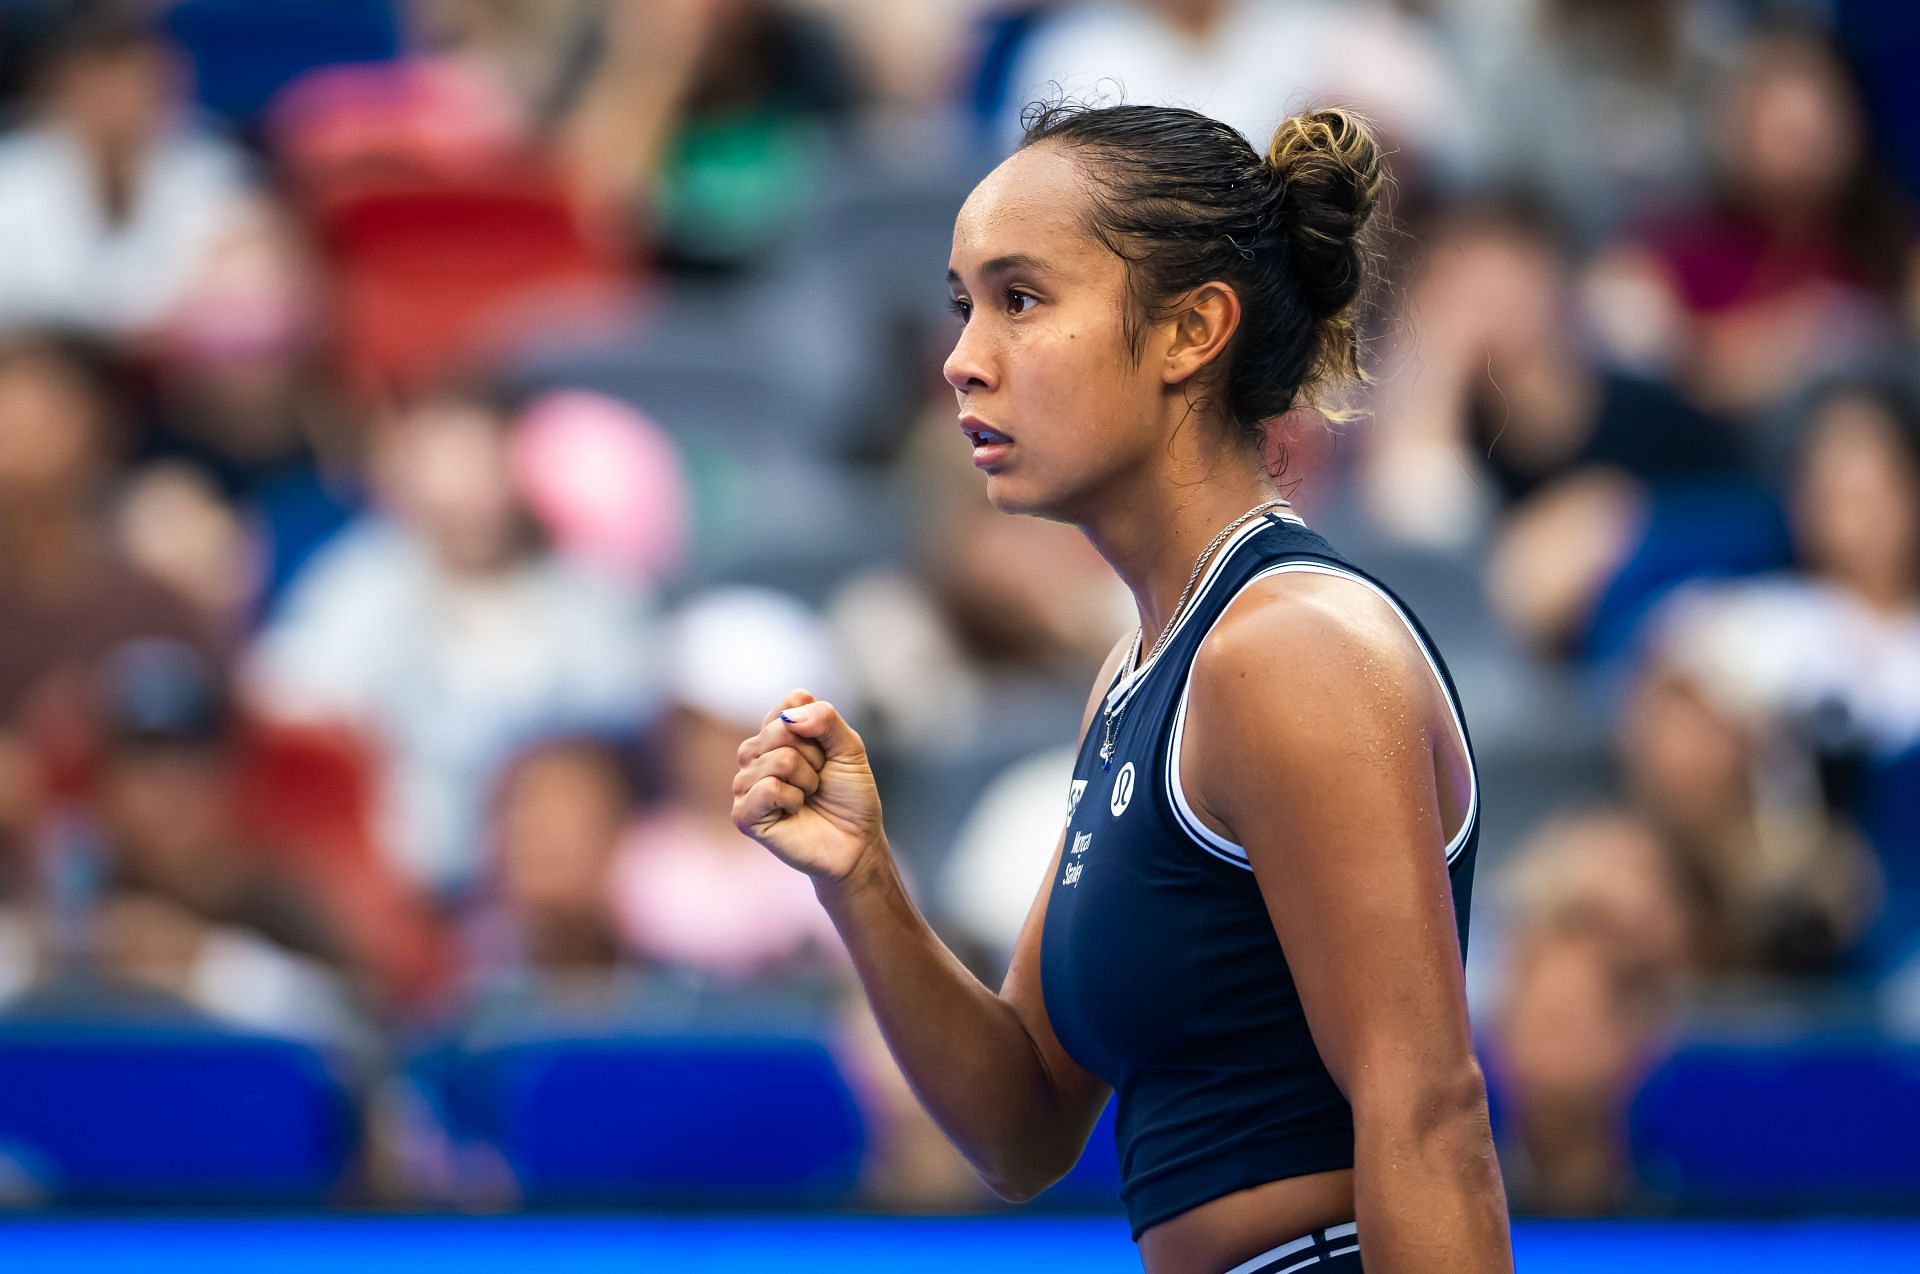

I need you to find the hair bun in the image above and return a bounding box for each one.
[1264,108,1384,320]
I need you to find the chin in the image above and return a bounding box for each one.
[979,466,1034,509]
[983,473,1077,524]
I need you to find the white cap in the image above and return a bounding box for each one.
[665,587,849,729]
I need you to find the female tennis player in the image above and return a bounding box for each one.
[732,103,1512,1273]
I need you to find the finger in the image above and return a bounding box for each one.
[774,700,864,761]
[737,723,827,772]
[760,688,819,729]
[735,773,805,832]
[732,747,822,799]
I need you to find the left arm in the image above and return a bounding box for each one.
[1185,574,1512,1274]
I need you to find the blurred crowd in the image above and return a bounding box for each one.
[0,0,1915,1215]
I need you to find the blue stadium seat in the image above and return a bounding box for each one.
[0,1020,356,1203]
[463,1032,867,1205]
[1629,1032,1920,1210]
[163,0,400,131]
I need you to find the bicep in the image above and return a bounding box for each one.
[1248,760,1472,1110]
[1191,587,1476,1111]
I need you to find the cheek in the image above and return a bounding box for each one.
[1010,321,1141,435]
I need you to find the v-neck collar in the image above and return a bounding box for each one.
[1101,510,1304,714]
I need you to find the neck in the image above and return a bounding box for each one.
[1076,448,1283,660]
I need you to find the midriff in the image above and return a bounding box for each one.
[1138,1167,1356,1274]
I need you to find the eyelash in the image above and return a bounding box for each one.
[948,289,1038,323]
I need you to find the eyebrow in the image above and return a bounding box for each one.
[945,253,1055,287]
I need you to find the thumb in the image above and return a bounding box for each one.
[778,700,864,761]
[761,688,818,729]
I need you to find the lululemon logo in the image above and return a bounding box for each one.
[1110,762,1136,816]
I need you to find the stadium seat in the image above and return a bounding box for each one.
[459,1031,867,1205]
[0,1019,355,1203]
[163,0,399,131]
[314,174,632,394]
[1629,1031,1920,1210]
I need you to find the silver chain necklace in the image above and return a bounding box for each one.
[1098,497,1292,769]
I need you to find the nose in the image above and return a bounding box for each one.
[942,319,996,396]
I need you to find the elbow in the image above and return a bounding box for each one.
[1423,1058,1496,1140]
[976,1150,1070,1205]
[974,1133,1083,1205]
[1356,1057,1496,1152]
[981,1172,1047,1206]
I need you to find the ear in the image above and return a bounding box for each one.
[1160,281,1241,388]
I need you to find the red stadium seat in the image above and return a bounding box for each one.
[313,174,633,396]
[233,719,456,1010]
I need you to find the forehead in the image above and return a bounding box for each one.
[949,144,1103,276]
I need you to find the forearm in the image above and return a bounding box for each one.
[814,843,1078,1198]
[1353,1076,1513,1273]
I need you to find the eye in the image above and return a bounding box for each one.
[947,296,972,323]
[1006,289,1038,315]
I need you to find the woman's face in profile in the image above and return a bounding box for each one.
[942,144,1169,522]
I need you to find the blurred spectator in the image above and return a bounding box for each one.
[1491,585,1884,1210]
[475,734,638,990]
[0,332,215,728]
[567,0,865,272]
[987,0,1472,182]
[611,587,845,986]
[1364,197,1743,551]
[1454,0,1744,244]
[147,198,323,440]
[0,0,253,336]
[811,0,998,114]
[1653,380,1920,763]
[403,0,600,123]
[1616,625,1876,977]
[263,3,627,396]
[1619,379,1920,968]
[76,638,362,1043]
[1585,23,1913,417]
[1489,809,1692,1214]
[245,386,660,897]
[138,193,363,616]
[266,1,591,194]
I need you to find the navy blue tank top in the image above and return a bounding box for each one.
[1039,511,1481,1238]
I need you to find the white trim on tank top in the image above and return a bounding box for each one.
[1164,562,1479,872]
[1103,511,1307,717]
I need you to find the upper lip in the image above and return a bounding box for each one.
[958,415,1013,446]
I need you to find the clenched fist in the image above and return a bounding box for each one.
[732,690,885,883]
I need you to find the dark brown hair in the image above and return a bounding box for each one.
[1018,101,1387,444]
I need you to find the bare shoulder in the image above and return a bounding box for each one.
[1182,568,1456,851]
[1189,568,1435,724]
